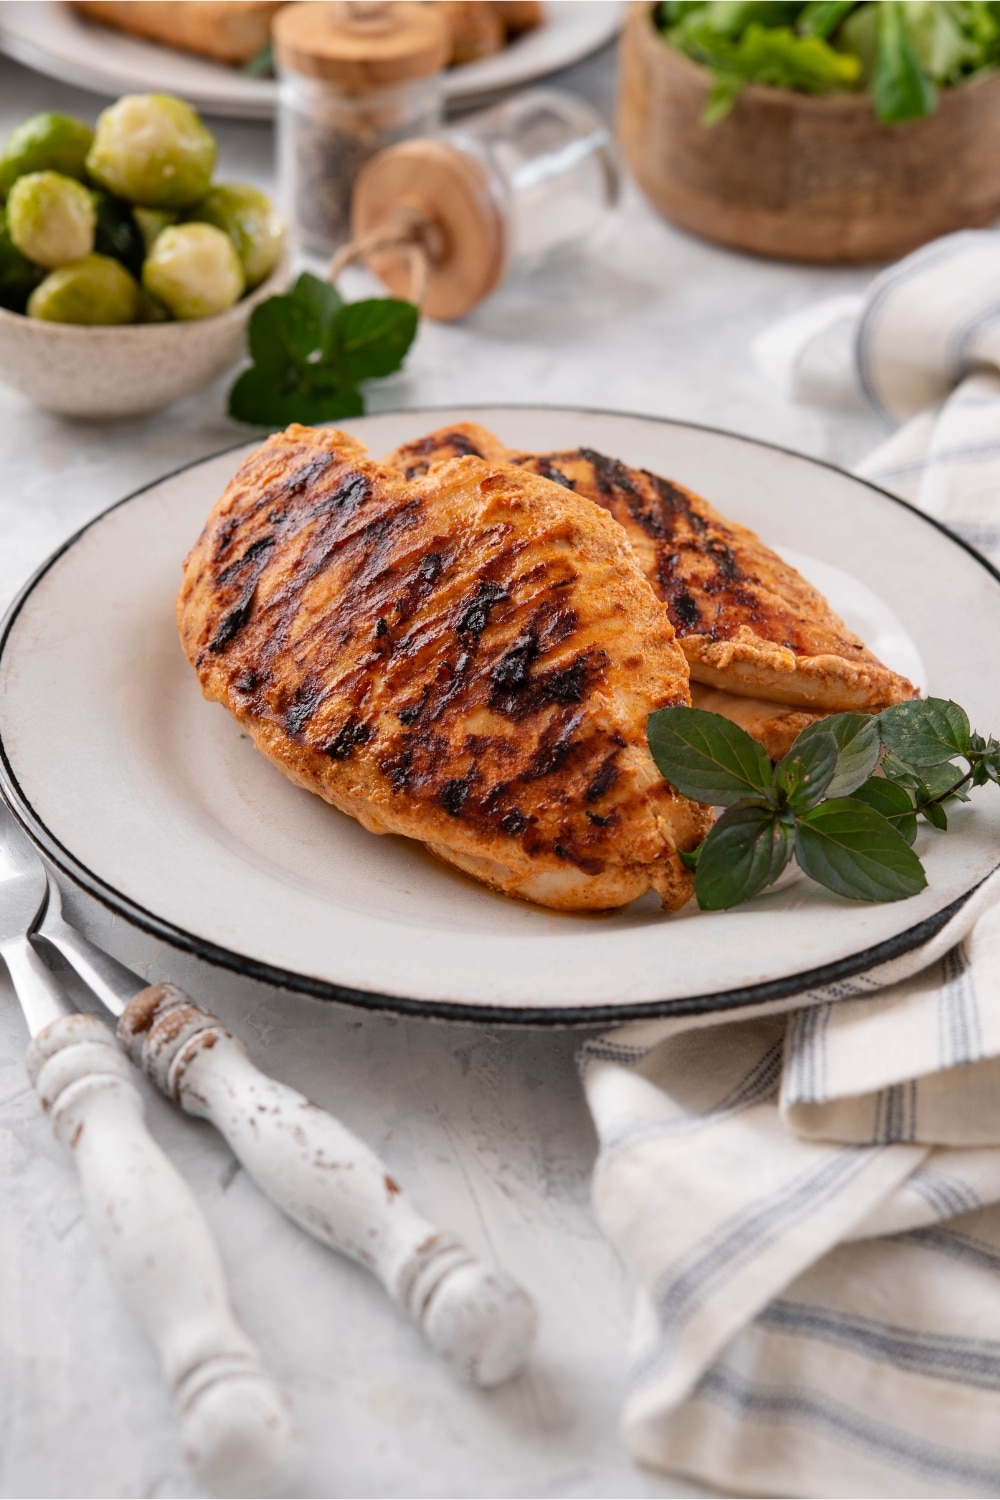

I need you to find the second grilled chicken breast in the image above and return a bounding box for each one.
[178,425,710,913]
[386,423,919,715]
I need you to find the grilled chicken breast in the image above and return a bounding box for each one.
[178,425,711,913]
[386,424,919,715]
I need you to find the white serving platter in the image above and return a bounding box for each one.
[1,407,998,1023]
[0,1,623,119]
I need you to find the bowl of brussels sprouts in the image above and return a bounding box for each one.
[0,94,288,418]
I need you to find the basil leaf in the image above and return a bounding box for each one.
[695,803,795,910]
[795,797,927,901]
[247,294,320,374]
[878,697,971,767]
[918,761,969,800]
[919,798,949,831]
[228,367,363,427]
[850,776,918,844]
[290,270,343,338]
[331,298,420,380]
[880,749,922,788]
[774,730,838,811]
[873,1,936,121]
[791,712,881,796]
[647,707,773,805]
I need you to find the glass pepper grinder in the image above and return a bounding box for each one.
[347,88,620,320]
[273,0,449,256]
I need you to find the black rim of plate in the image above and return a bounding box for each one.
[1,405,997,1028]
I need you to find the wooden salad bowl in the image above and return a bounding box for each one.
[618,0,1000,263]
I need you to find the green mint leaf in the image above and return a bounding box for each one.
[791,712,881,797]
[880,750,923,788]
[879,697,971,767]
[850,776,918,845]
[919,798,949,831]
[678,843,701,872]
[972,746,1000,786]
[917,761,968,800]
[228,367,364,427]
[647,707,772,805]
[330,298,419,380]
[873,1,937,121]
[246,293,321,374]
[795,797,927,902]
[775,730,839,812]
[290,271,343,339]
[694,802,795,911]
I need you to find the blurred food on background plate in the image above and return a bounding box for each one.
[68,0,544,72]
[67,1,284,65]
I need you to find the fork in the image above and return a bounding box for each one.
[22,818,537,1387]
[0,816,295,1498]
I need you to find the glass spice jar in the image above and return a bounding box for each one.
[350,88,620,320]
[273,0,449,256]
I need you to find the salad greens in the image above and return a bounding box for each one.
[654,1,1000,123]
[647,698,1000,911]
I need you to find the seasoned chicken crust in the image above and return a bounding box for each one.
[178,425,711,913]
[386,423,920,714]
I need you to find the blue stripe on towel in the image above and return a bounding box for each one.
[758,1300,1000,1388]
[629,1150,873,1388]
[694,1365,1000,1492]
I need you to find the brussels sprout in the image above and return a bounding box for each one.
[142,222,244,319]
[187,182,284,290]
[86,94,217,209]
[0,113,94,199]
[92,190,144,278]
[0,216,45,313]
[136,288,172,323]
[27,253,141,324]
[133,205,178,254]
[7,172,96,269]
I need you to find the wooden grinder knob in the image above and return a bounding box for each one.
[351,139,507,320]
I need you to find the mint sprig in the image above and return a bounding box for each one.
[228,271,419,428]
[647,698,1000,911]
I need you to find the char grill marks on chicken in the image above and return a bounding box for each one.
[384,423,919,714]
[178,425,711,913]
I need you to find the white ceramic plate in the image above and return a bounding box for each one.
[2,407,999,1024]
[0,2,623,119]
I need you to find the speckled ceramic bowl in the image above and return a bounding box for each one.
[0,248,290,419]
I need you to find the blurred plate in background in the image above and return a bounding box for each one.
[0,1,624,119]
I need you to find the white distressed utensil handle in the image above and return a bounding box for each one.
[26,1012,295,1499]
[119,984,537,1388]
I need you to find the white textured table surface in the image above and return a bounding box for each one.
[0,37,888,1500]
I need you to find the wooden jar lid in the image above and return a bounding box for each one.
[273,1,449,88]
[352,139,507,320]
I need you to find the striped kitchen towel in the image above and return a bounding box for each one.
[583,231,1000,1498]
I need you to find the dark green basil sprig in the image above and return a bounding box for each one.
[228,271,419,428]
[647,698,1000,911]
